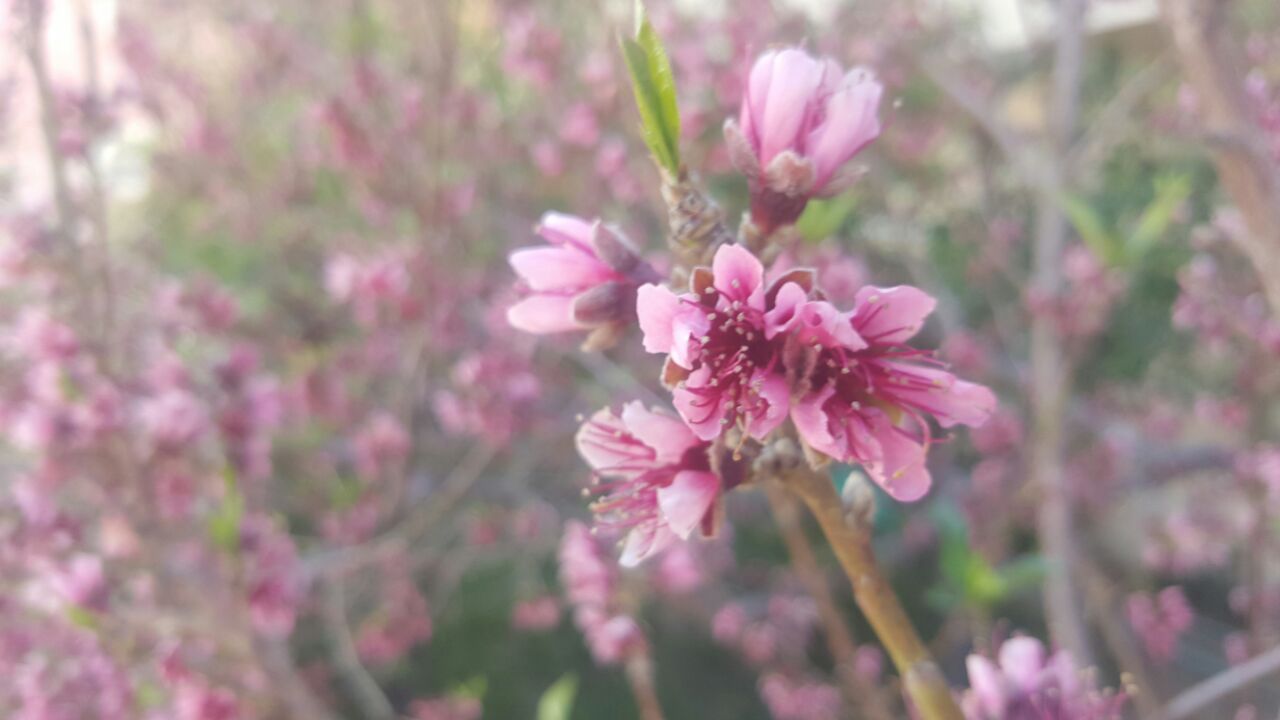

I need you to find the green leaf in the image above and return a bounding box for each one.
[1127,173,1191,261]
[996,554,1047,593]
[537,674,578,720]
[452,676,489,700]
[66,605,99,631]
[207,467,244,554]
[619,1,681,174]
[1061,194,1123,266]
[795,195,858,243]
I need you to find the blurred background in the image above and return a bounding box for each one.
[2,0,1279,718]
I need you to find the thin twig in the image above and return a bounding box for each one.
[764,483,897,720]
[1162,644,1280,720]
[624,651,667,720]
[321,578,396,720]
[1030,0,1092,666]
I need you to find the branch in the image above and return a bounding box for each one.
[764,483,897,720]
[771,450,962,720]
[321,578,396,720]
[1163,644,1280,720]
[1030,0,1092,666]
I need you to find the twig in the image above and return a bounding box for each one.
[781,463,962,720]
[624,651,667,720]
[1076,558,1162,718]
[764,483,897,720]
[1159,0,1280,317]
[1162,644,1280,720]
[321,578,396,720]
[1030,0,1092,666]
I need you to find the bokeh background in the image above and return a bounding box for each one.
[2,0,1280,718]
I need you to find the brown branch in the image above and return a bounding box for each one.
[624,651,667,720]
[764,483,897,720]
[780,462,962,720]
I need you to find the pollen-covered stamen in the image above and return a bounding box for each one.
[678,290,776,430]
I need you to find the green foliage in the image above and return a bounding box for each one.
[619,1,681,175]
[796,195,858,243]
[931,505,1044,611]
[207,467,245,555]
[1061,172,1192,268]
[537,674,578,720]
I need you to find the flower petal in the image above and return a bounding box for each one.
[764,281,808,339]
[745,370,790,440]
[759,49,825,166]
[537,212,595,252]
[712,244,765,305]
[792,385,843,460]
[965,655,1008,718]
[510,247,611,291]
[636,284,682,356]
[620,523,677,567]
[620,401,700,463]
[999,636,1048,692]
[507,294,579,334]
[657,471,721,539]
[806,69,882,189]
[853,285,936,345]
[864,422,931,501]
[673,368,729,442]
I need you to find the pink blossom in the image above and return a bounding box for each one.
[138,390,209,452]
[759,673,842,720]
[557,521,647,665]
[352,411,411,480]
[1127,587,1193,664]
[511,596,561,631]
[963,636,1128,720]
[559,101,600,147]
[576,402,723,566]
[783,284,995,500]
[636,244,791,441]
[725,48,882,231]
[507,212,658,343]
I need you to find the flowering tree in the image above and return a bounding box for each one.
[3,0,1280,718]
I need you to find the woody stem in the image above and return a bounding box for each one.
[764,482,897,720]
[782,466,962,720]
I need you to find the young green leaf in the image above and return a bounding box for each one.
[536,674,578,720]
[619,2,681,174]
[1061,194,1123,266]
[1128,172,1191,261]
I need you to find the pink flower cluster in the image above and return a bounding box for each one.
[963,636,1128,720]
[557,521,646,664]
[638,243,994,501]
[1127,587,1193,664]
